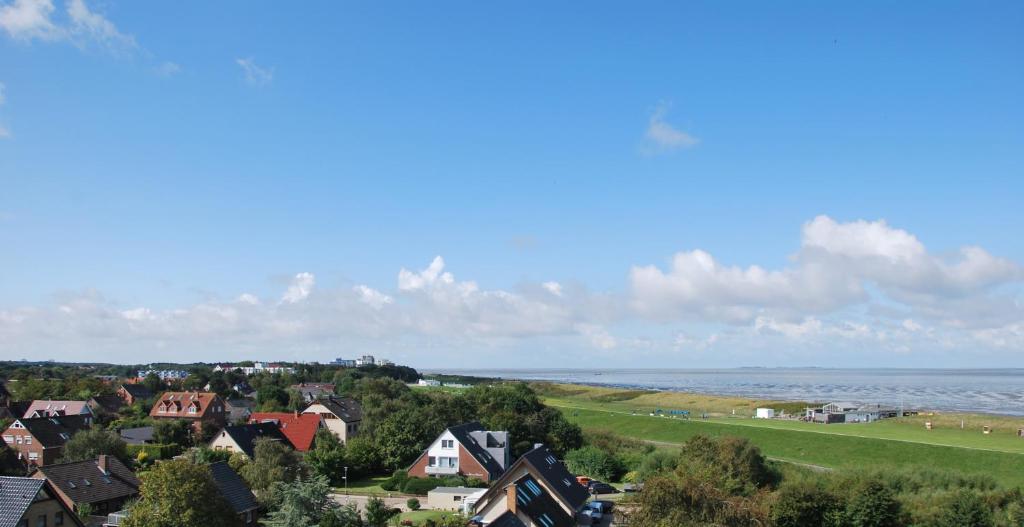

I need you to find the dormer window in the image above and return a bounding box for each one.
[441,439,454,449]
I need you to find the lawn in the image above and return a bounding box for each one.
[338,476,391,496]
[397,510,461,525]
[545,397,1024,488]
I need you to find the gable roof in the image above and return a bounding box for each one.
[12,416,91,448]
[217,423,292,458]
[291,383,335,399]
[34,456,139,506]
[311,396,362,422]
[23,400,92,419]
[149,392,222,419]
[118,384,154,400]
[118,427,154,445]
[519,446,589,509]
[89,395,125,414]
[248,413,321,451]
[489,511,527,527]
[208,462,257,514]
[448,422,505,479]
[0,477,46,527]
[511,473,575,527]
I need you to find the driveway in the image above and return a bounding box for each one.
[331,493,414,513]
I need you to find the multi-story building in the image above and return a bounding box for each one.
[149,392,227,434]
[301,396,362,443]
[331,358,356,367]
[355,355,376,367]
[213,362,296,375]
[0,477,84,527]
[2,415,91,466]
[407,422,510,483]
[23,401,94,424]
[32,455,140,517]
[136,369,189,382]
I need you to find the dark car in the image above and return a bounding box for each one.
[590,500,615,513]
[588,481,620,495]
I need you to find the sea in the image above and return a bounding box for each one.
[432,368,1024,416]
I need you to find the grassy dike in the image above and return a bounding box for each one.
[536,383,1024,488]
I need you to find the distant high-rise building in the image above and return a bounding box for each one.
[355,355,376,367]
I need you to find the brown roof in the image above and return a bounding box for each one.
[149,392,223,419]
[23,401,92,419]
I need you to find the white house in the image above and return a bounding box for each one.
[418,379,442,387]
[301,396,362,443]
[408,422,510,482]
[755,408,775,419]
[355,355,375,367]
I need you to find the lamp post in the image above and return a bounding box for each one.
[343,466,348,500]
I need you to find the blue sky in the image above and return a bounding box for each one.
[1,1,1021,367]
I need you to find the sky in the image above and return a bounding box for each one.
[0,1,1022,368]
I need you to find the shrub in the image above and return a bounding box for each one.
[402,477,444,495]
[407,497,420,511]
[934,490,994,527]
[382,469,409,492]
[126,443,181,461]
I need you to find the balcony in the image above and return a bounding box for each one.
[425,465,459,475]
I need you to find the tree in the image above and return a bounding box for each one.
[319,503,364,527]
[363,497,399,527]
[59,429,129,464]
[142,373,164,394]
[262,475,339,527]
[935,490,994,527]
[237,438,306,497]
[121,459,238,527]
[306,430,347,486]
[564,446,624,482]
[843,479,904,527]
[406,498,420,511]
[677,435,776,495]
[153,419,192,447]
[257,385,289,411]
[771,480,842,527]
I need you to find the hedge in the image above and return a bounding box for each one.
[127,443,181,460]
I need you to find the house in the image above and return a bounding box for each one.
[209,462,259,526]
[418,379,442,387]
[290,383,336,403]
[88,395,125,418]
[136,370,189,382]
[301,396,362,443]
[232,382,256,398]
[0,476,85,527]
[471,445,590,527]
[23,401,94,424]
[116,384,154,406]
[225,398,256,424]
[31,455,140,516]
[378,359,394,366]
[408,422,510,483]
[118,426,154,446]
[754,408,775,419]
[248,412,322,452]
[2,416,91,467]
[149,392,227,434]
[209,423,293,458]
[428,486,486,511]
[213,363,296,375]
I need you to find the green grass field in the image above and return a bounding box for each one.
[398,510,459,525]
[537,384,1024,488]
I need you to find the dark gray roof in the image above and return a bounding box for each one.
[218,422,292,458]
[34,456,139,506]
[208,462,257,514]
[316,396,362,422]
[0,477,44,527]
[16,415,90,448]
[512,473,575,527]
[118,426,154,445]
[119,384,154,400]
[448,422,505,480]
[520,445,589,510]
[489,511,527,527]
[90,395,125,414]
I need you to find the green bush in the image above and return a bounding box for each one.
[381,469,409,492]
[126,443,181,461]
[402,477,444,495]
[407,498,420,511]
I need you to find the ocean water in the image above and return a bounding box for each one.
[434,368,1024,416]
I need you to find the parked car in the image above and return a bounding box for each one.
[623,482,643,493]
[588,481,620,495]
[581,506,603,525]
[576,475,592,486]
[590,500,614,514]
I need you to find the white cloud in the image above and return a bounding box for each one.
[65,0,134,52]
[575,323,617,350]
[281,272,315,304]
[237,293,260,305]
[643,102,699,154]
[631,215,1022,329]
[542,281,563,297]
[236,57,273,86]
[154,61,181,77]
[355,285,393,310]
[0,0,61,41]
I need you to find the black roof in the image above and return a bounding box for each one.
[0,477,45,527]
[316,396,362,422]
[208,462,257,514]
[118,426,154,445]
[119,384,154,400]
[35,456,140,506]
[0,382,10,400]
[512,473,576,527]
[90,395,125,414]
[16,415,90,448]
[448,422,505,479]
[489,511,527,527]
[521,445,589,510]
[217,422,292,458]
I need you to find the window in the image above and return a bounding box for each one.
[16,435,23,444]
[245,511,253,524]
[54,512,63,526]
[36,514,46,527]
[28,453,38,460]
[428,456,436,467]
[24,436,31,445]
[2,435,11,443]
[441,439,454,449]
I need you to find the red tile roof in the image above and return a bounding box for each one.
[149,392,223,420]
[248,412,322,451]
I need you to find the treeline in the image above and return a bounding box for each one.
[612,434,1024,527]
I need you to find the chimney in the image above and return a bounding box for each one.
[294,410,300,419]
[97,455,109,474]
[506,483,517,514]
